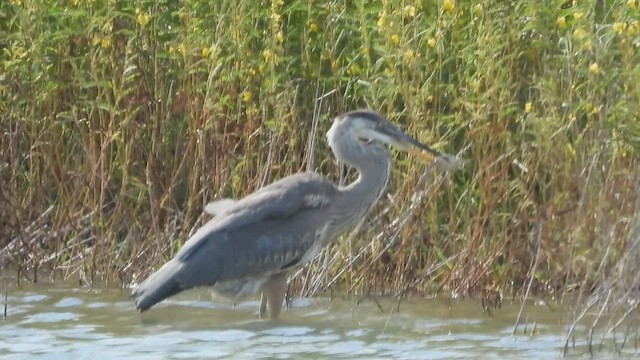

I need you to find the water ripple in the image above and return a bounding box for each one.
[1,285,633,359]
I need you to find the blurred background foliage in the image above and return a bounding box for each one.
[0,0,638,301]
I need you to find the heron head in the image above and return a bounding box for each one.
[328,110,443,162]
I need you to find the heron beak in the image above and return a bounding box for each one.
[382,123,442,162]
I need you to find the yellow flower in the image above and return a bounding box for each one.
[404,5,416,18]
[384,67,394,77]
[247,106,259,116]
[262,49,272,61]
[573,28,586,39]
[201,46,215,58]
[276,31,284,43]
[404,50,415,63]
[137,11,149,26]
[10,45,26,59]
[525,102,533,113]
[585,102,601,115]
[556,16,567,29]
[589,62,600,74]
[242,91,252,102]
[574,11,584,20]
[347,64,361,76]
[390,34,400,46]
[101,36,112,49]
[10,0,22,5]
[377,12,387,29]
[628,23,637,36]
[629,0,637,10]
[613,22,626,35]
[427,37,437,48]
[426,95,434,103]
[443,0,455,13]
[178,10,188,23]
[309,22,318,33]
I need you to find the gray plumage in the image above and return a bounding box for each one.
[131,110,452,318]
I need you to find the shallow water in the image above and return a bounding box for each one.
[0,283,635,359]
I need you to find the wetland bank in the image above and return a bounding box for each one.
[1,0,639,356]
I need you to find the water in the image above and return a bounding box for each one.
[0,283,634,359]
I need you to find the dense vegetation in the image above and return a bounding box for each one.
[1,0,638,328]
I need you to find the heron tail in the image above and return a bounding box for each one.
[131,260,183,312]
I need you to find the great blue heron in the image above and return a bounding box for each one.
[131,110,460,319]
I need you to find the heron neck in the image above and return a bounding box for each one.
[333,142,392,216]
[343,156,390,197]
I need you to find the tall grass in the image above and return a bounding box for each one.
[1,0,638,317]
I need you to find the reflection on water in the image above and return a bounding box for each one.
[0,282,634,359]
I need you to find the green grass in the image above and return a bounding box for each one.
[1,0,639,320]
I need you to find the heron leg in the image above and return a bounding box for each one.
[259,292,267,318]
[259,272,287,319]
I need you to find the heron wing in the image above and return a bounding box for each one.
[203,198,237,217]
[172,172,337,289]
